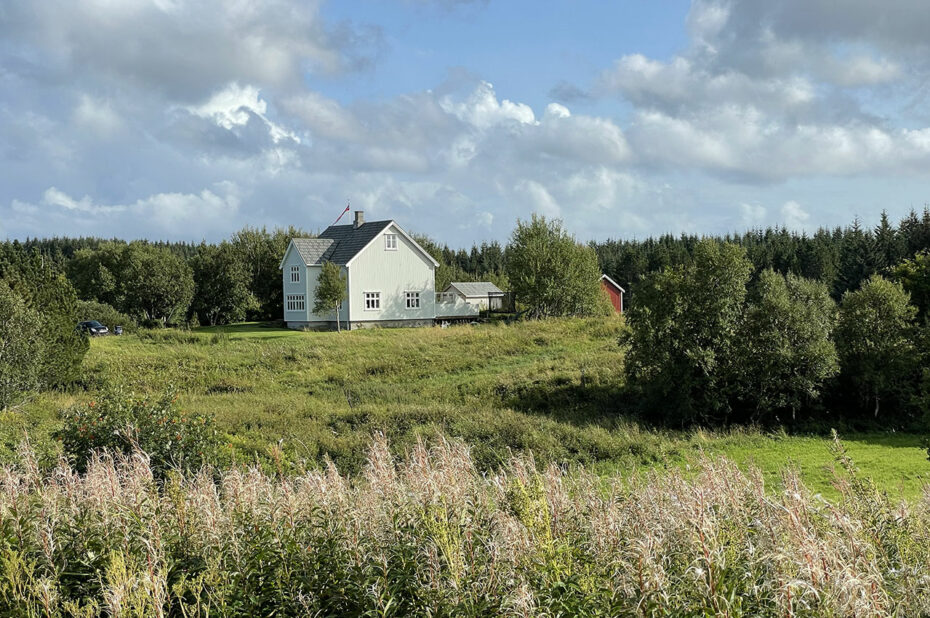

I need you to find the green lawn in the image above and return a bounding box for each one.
[7,318,929,500]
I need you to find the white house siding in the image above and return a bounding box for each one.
[282,246,310,323]
[435,294,479,318]
[463,296,490,310]
[347,224,435,326]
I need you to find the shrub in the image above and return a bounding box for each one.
[5,261,89,388]
[58,387,217,475]
[0,285,44,410]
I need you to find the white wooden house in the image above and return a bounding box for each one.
[280,211,440,329]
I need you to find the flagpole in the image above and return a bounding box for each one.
[332,201,351,226]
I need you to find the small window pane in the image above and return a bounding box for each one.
[286,294,305,311]
[385,234,398,250]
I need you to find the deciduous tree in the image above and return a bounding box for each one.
[835,275,920,418]
[313,261,347,331]
[506,215,603,318]
[623,239,752,425]
[190,242,258,326]
[122,242,195,325]
[736,270,839,421]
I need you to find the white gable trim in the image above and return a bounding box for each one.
[344,221,440,268]
[279,240,296,270]
[600,274,626,293]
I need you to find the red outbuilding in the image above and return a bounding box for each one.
[600,274,625,314]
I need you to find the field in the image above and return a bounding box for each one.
[6,318,929,500]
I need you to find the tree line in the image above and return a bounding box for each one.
[8,207,930,327]
[1,226,308,328]
[624,238,930,430]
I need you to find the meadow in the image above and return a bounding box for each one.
[5,318,929,501]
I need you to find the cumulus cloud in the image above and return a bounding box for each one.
[440,81,537,129]
[0,0,376,101]
[597,1,930,182]
[186,83,299,144]
[3,0,930,245]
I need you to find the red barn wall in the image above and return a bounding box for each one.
[601,281,623,313]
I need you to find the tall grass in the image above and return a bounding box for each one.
[0,436,928,616]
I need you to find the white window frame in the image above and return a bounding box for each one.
[405,291,420,309]
[286,294,306,312]
[384,234,398,251]
[364,291,381,311]
[290,265,300,283]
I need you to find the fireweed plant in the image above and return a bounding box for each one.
[0,435,927,616]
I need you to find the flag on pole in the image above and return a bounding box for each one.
[332,203,350,226]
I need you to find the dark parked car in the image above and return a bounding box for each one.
[76,320,109,336]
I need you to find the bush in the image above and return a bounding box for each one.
[0,285,44,410]
[75,299,135,333]
[58,387,217,475]
[5,262,89,389]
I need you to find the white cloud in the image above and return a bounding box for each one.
[440,81,537,129]
[544,103,571,119]
[25,184,243,236]
[781,200,811,230]
[187,83,299,144]
[0,0,370,101]
[820,55,903,87]
[4,0,930,246]
[515,180,561,218]
[282,92,365,141]
[600,54,816,113]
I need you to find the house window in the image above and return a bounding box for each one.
[385,234,398,250]
[290,265,300,283]
[286,295,305,312]
[364,292,381,310]
[405,291,420,309]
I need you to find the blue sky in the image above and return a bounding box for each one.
[2,0,930,246]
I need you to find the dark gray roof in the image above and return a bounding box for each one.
[447,282,504,297]
[317,220,394,265]
[291,238,336,265]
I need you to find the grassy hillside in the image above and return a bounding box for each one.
[6,319,928,500]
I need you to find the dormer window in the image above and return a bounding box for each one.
[290,265,300,282]
[385,234,398,250]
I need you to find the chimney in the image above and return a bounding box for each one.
[354,210,364,228]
